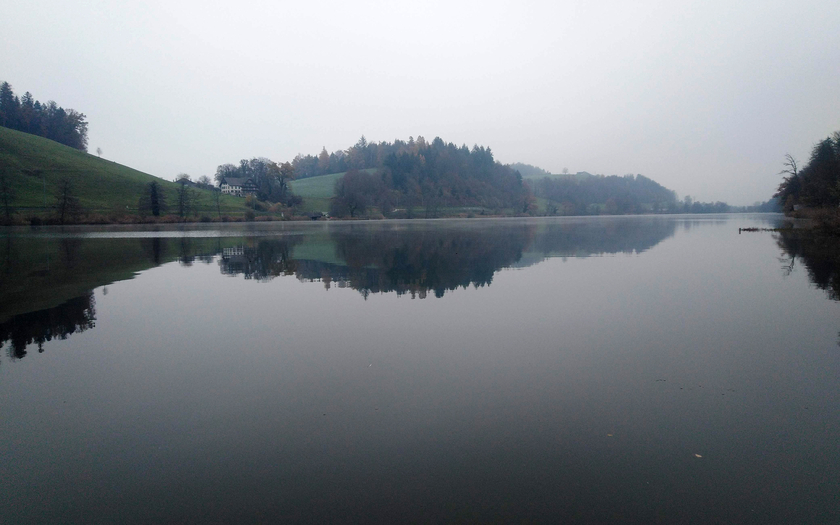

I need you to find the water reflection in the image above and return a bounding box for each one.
[219,240,299,281]
[528,216,678,258]
[6,215,840,523]
[308,223,536,298]
[1,218,682,355]
[0,292,95,359]
[776,229,840,301]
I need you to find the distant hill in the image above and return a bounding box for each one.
[0,126,244,219]
[292,136,533,217]
[509,162,552,179]
[533,173,678,215]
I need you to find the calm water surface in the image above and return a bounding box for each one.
[1,215,838,524]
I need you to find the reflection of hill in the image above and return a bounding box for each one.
[528,218,678,259]
[0,235,246,358]
[0,292,95,359]
[304,224,536,298]
[776,230,840,301]
[291,219,677,298]
[1,219,682,356]
[0,236,238,322]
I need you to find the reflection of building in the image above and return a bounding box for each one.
[218,242,298,282]
[219,177,257,197]
[220,246,248,276]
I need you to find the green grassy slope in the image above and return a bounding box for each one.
[290,169,381,213]
[291,172,345,200]
[289,172,344,213]
[0,127,245,216]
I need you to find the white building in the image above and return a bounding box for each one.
[219,177,257,197]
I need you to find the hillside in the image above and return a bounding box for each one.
[532,173,678,215]
[0,127,245,219]
[289,169,378,213]
[288,136,533,218]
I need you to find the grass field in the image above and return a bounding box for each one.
[289,172,344,213]
[0,127,246,218]
[289,169,381,213]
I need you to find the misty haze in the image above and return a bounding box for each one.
[2,1,840,523]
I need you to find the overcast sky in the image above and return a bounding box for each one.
[2,0,838,204]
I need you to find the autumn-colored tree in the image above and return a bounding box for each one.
[318,147,330,174]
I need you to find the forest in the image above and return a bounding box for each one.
[214,158,301,206]
[0,81,88,151]
[775,130,840,212]
[323,136,531,217]
[533,173,678,215]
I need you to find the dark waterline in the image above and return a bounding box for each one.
[1,215,838,524]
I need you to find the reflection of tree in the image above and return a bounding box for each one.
[60,238,83,268]
[142,237,165,266]
[178,237,196,266]
[529,218,678,257]
[776,230,840,300]
[0,292,96,359]
[295,224,537,298]
[291,220,678,298]
[218,239,299,282]
[139,237,224,268]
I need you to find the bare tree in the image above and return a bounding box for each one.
[779,153,798,178]
[176,180,195,218]
[54,178,83,224]
[0,168,15,223]
[196,175,212,189]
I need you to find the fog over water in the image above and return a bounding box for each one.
[2,1,839,203]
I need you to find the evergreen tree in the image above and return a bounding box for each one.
[0,82,19,128]
[138,181,167,217]
[779,132,840,210]
[0,81,88,151]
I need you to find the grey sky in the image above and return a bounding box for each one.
[2,0,838,204]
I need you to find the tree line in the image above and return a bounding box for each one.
[775,130,840,211]
[214,158,301,206]
[0,81,89,151]
[289,135,529,188]
[534,173,678,215]
[327,136,532,217]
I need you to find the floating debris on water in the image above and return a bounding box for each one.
[739,227,791,233]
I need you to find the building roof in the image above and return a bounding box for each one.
[221,177,254,187]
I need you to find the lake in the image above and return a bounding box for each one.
[1,215,838,524]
